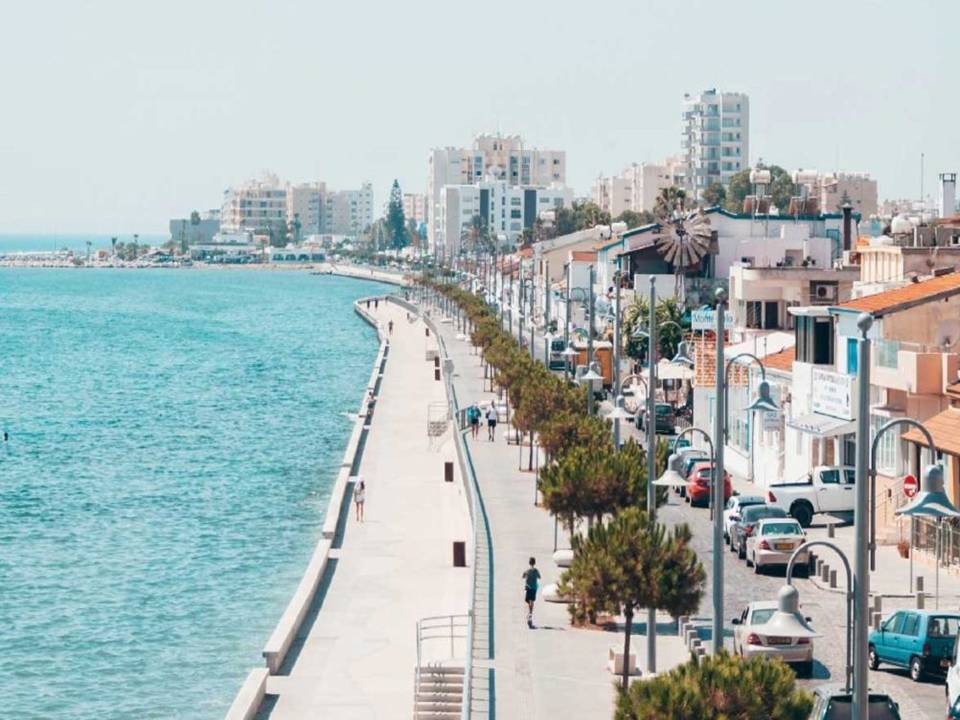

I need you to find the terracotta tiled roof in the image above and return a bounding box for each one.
[834,271,960,317]
[762,347,795,373]
[571,250,597,262]
[903,408,960,456]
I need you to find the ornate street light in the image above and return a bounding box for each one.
[745,379,779,413]
[604,394,633,447]
[763,585,820,641]
[654,452,688,488]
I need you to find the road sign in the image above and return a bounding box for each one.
[903,474,918,498]
[690,308,735,330]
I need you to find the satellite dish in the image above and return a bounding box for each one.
[935,318,960,349]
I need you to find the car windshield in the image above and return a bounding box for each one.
[738,496,765,507]
[822,696,900,720]
[927,616,960,637]
[743,507,787,522]
[761,522,802,535]
[750,608,776,625]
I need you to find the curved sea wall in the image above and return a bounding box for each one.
[224,295,389,719]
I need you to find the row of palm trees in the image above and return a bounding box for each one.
[425,276,812,719]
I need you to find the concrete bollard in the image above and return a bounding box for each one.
[873,595,883,614]
[829,569,838,589]
[695,645,706,657]
[917,592,925,609]
[873,612,882,630]
[821,563,831,583]
[827,523,835,539]
[809,552,817,568]
[917,576,925,593]
[816,559,824,576]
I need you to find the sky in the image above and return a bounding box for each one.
[0,0,955,234]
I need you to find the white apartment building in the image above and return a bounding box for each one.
[439,179,572,257]
[286,182,327,236]
[322,182,374,237]
[427,133,566,253]
[681,89,749,198]
[403,193,427,226]
[221,174,288,232]
[592,161,679,217]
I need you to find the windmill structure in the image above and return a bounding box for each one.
[652,200,714,303]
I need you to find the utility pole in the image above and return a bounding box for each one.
[646,275,658,672]
[712,287,728,654]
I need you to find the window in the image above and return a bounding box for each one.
[870,415,897,474]
[511,197,522,206]
[847,337,858,375]
[876,340,899,369]
[510,209,522,219]
[902,614,921,636]
[795,316,834,365]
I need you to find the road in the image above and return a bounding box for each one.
[658,493,948,719]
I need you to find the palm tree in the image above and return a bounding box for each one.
[653,186,687,222]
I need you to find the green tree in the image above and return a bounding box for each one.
[622,296,687,361]
[190,210,201,225]
[724,169,752,212]
[291,212,302,245]
[767,165,795,213]
[386,179,409,251]
[615,650,813,720]
[700,183,726,208]
[268,218,288,248]
[555,201,612,236]
[614,209,655,228]
[653,186,687,221]
[560,507,705,688]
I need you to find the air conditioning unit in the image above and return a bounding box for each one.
[811,283,838,302]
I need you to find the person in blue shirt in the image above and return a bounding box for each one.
[522,557,541,629]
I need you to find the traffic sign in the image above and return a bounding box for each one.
[903,474,918,498]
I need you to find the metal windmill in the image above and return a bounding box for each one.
[653,204,713,303]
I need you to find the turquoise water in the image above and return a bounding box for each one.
[0,269,392,718]
[0,234,166,253]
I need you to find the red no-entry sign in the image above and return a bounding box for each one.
[903,474,919,498]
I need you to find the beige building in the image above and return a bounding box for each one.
[287,182,327,236]
[221,174,287,232]
[402,193,427,225]
[819,172,877,217]
[592,161,676,217]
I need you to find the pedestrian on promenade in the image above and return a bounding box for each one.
[522,557,541,629]
[374,299,379,309]
[467,402,481,439]
[353,479,366,522]
[388,320,394,334]
[485,403,498,441]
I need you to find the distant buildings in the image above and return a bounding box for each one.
[402,193,427,226]
[591,158,684,216]
[168,210,220,247]
[428,133,567,254]
[440,179,572,254]
[681,88,749,198]
[819,172,877,217]
[218,174,372,238]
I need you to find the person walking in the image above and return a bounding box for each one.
[485,403,498,441]
[353,479,366,522]
[388,319,394,335]
[467,402,481,439]
[522,557,541,628]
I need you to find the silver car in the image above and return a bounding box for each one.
[745,518,808,574]
[732,600,814,675]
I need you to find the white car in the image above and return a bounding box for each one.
[722,494,767,544]
[732,600,814,675]
[745,518,808,574]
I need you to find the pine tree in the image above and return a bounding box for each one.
[386,180,408,252]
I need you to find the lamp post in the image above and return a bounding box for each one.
[579,364,603,415]
[560,344,578,382]
[604,395,633,448]
[852,312,872,720]
[784,542,852,691]
[587,265,596,377]
[644,276,658,672]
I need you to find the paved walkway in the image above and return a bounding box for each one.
[265,303,471,718]
[436,307,690,720]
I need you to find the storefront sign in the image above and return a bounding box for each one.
[761,383,782,432]
[691,308,735,330]
[811,368,856,420]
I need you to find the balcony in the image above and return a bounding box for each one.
[872,341,959,395]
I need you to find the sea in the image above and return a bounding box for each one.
[0,266,393,718]
[0,233,168,254]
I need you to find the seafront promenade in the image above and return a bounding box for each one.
[252,300,472,718]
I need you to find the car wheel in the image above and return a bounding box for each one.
[868,645,879,670]
[910,655,924,682]
[737,542,746,560]
[745,552,753,567]
[791,502,814,528]
[753,555,762,574]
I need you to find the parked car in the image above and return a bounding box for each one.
[808,685,901,719]
[723,495,767,543]
[730,505,788,560]
[673,449,709,498]
[948,694,960,719]
[745,518,808,574]
[637,402,676,435]
[685,461,733,508]
[870,610,960,682]
[765,466,855,527]
[732,600,814,676]
[547,338,568,370]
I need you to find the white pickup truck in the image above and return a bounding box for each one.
[765,466,856,527]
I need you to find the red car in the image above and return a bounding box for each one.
[686,461,733,508]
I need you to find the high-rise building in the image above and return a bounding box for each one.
[402,193,427,226]
[427,133,566,253]
[220,174,287,232]
[286,182,327,236]
[592,161,679,217]
[681,89,749,198]
[439,179,572,257]
[322,182,374,236]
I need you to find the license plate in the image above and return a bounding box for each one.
[767,636,791,645]
[775,543,794,551]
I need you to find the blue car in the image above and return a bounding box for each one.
[949,695,960,719]
[868,610,960,682]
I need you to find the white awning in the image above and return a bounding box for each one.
[785,412,856,438]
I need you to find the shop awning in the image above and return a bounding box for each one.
[902,407,960,456]
[786,412,856,438]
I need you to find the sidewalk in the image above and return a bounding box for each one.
[265,302,471,718]
[436,306,690,720]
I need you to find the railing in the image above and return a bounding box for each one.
[417,614,470,667]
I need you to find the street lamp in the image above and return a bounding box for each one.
[578,364,603,415]
[560,344,578,382]
[604,394,633,448]
[783,541,852,691]
[653,451,687,490]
